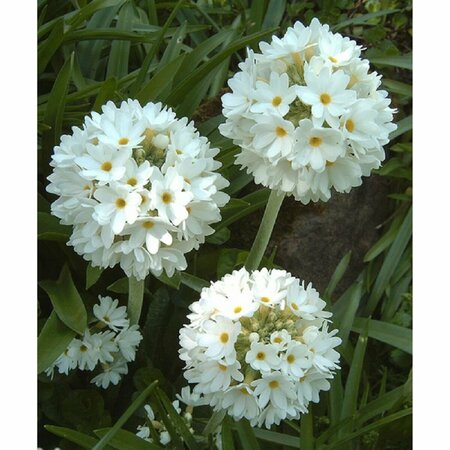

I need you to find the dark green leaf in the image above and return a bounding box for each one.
[86,264,104,290]
[252,429,298,448]
[180,273,209,292]
[351,318,412,354]
[38,18,64,75]
[38,212,71,241]
[94,428,161,449]
[234,419,261,450]
[107,277,129,294]
[324,251,352,301]
[370,53,412,70]
[38,311,76,374]
[390,115,412,140]
[40,265,88,334]
[45,425,99,448]
[221,416,235,450]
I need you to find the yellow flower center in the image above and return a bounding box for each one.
[269,380,279,389]
[328,56,338,63]
[162,192,172,204]
[275,126,287,137]
[80,345,88,353]
[143,221,154,229]
[234,306,242,314]
[218,364,227,372]
[101,161,112,172]
[309,136,323,147]
[240,387,250,395]
[348,74,358,88]
[118,137,129,145]
[320,93,331,105]
[261,296,270,303]
[274,336,282,344]
[345,119,355,133]
[272,96,282,107]
[127,177,137,186]
[115,198,126,209]
[287,354,295,364]
[291,303,299,311]
[256,352,266,360]
[176,149,183,155]
[220,333,229,344]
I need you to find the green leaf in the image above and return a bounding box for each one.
[365,207,411,314]
[180,273,209,292]
[390,115,412,140]
[340,320,369,429]
[42,52,74,154]
[67,0,126,29]
[40,265,88,335]
[92,381,159,450]
[234,419,261,450]
[166,28,277,105]
[38,18,64,75]
[203,410,226,436]
[45,425,99,448]
[262,0,286,28]
[333,9,400,30]
[93,78,118,112]
[351,318,412,354]
[206,227,231,245]
[106,2,135,79]
[221,416,235,450]
[86,264,104,290]
[94,428,161,449]
[107,277,129,294]
[155,388,200,450]
[334,282,362,348]
[252,429,298,448]
[324,251,352,301]
[136,54,187,104]
[38,311,76,374]
[154,270,181,289]
[300,411,314,450]
[38,212,71,241]
[370,53,412,70]
[382,79,412,98]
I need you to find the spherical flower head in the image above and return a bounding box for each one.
[47,100,230,280]
[220,18,397,204]
[178,267,341,428]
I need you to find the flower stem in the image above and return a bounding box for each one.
[245,189,285,272]
[300,411,314,450]
[128,276,145,325]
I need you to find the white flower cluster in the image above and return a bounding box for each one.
[136,394,196,446]
[179,268,341,428]
[47,100,230,280]
[220,18,397,204]
[45,296,143,389]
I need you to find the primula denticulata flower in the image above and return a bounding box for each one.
[45,295,143,389]
[178,268,341,428]
[47,100,230,280]
[220,18,397,204]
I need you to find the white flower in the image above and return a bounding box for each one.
[220,18,396,203]
[116,324,143,362]
[251,72,297,116]
[198,316,241,362]
[296,66,356,128]
[91,356,129,389]
[245,342,281,372]
[291,119,344,171]
[47,100,229,281]
[179,268,341,428]
[252,372,297,410]
[93,295,129,331]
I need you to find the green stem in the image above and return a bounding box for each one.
[300,411,314,450]
[245,189,285,272]
[128,276,145,325]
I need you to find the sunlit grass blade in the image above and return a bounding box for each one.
[180,272,209,292]
[333,9,400,30]
[94,428,161,449]
[252,428,298,448]
[323,251,352,302]
[390,115,412,139]
[370,53,412,70]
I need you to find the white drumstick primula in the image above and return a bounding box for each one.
[47,100,229,280]
[220,18,397,204]
[178,268,341,428]
[45,296,142,389]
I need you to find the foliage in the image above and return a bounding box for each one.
[38,0,412,449]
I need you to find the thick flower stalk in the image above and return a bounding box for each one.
[45,296,143,389]
[220,18,397,204]
[178,268,341,428]
[47,100,230,280]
